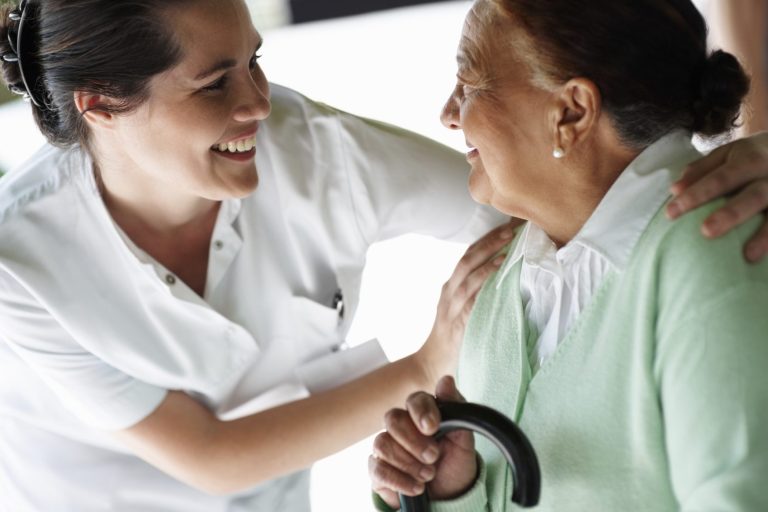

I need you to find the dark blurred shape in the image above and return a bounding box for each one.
[290,0,448,23]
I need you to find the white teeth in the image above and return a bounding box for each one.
[212,135,257,154]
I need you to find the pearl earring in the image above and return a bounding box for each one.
[553,147,565,159]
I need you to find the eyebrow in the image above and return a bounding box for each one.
[193,37,263,82]
[194,59,238,82]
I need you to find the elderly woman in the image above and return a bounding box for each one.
[370,0,768,510]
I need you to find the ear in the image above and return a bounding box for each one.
[73,90,117,129]
[549,78,601,157]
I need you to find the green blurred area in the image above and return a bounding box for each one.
[0,87,15,106]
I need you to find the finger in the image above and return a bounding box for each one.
[372,432,436,483]
[745,217,768,263]
[374,488,401,510]
[405,391,443,438]
[369,454,426,499]
[669,144,768,218]
[699,180,768,238]
[448,222,517,286]
[434,376,475,451]
[447,253,506,320]
[384,405,440,464]
[668,166,766,220]
[434,375,465,402]
[670,145,729,195]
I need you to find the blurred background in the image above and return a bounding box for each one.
[0,0,764,511]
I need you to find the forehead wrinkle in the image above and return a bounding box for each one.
[474,0,556,92]
[458,11,504,87]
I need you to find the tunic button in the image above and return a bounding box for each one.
[165,274,176,285]
[214,240,224,250]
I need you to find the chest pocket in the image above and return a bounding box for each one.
[290,293,388,394]
[289,294,344,365]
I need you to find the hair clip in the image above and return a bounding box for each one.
[6,0,43,108]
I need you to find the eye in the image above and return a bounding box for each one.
[201,75,229,92]
[249,51,263,71]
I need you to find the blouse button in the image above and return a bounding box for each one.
[214,240,224,250]
[165,274,176,285]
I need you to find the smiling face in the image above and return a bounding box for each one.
[102,0,270,202]
[440,0,556,219]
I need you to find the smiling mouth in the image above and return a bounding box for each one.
[211,134,257,154]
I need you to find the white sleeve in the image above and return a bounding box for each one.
[0,269,167,430]
[335,111,507,245]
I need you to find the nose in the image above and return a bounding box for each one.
[234,71,271,122]
[440,85,461,130]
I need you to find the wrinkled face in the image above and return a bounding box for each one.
[441,0,554,218]
[108,0,270,200]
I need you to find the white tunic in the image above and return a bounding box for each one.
[0,84,503,511]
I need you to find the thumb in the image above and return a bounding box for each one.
[435,375,465,403]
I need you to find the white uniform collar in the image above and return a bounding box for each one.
[499,130,700,285]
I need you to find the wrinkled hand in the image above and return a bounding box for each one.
[416,220,520,384]
[667,132,768,262]
[369,376,477,509]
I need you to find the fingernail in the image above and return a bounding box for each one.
[500,228,514,239]
[746,244,762,263]
[419,466,435,481]
[421,446,439,464]
[420,413,435,432]
[667,201,681,219]
[703,218,720,237]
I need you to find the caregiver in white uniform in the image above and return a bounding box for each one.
[0,0,767,511]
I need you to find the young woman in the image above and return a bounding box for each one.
[1,0,766,510]
[370,1,768,510]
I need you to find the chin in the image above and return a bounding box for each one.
[230,173,260,198]
[468,177,493,206]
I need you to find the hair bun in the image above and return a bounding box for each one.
[692,49,750,136]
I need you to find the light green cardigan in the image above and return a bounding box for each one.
[432,200,768,511]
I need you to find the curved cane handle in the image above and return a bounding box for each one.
[398,401,540,511]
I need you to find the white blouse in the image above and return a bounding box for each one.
[0,84,504,511]
[498,131,697,371]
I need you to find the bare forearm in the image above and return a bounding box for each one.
[218,354,433,487]
[119,353,434,495]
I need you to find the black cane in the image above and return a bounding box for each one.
[398,401,540,511]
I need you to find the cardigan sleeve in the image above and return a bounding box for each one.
[654,209,768,511]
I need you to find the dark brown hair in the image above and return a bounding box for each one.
[493,0,750,147]
[0,0,185,147]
